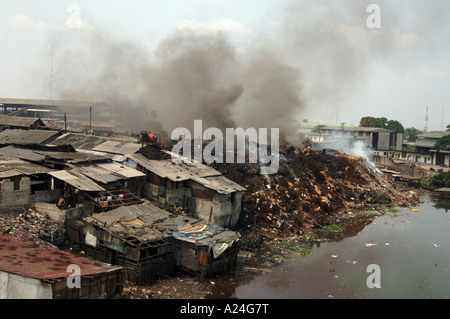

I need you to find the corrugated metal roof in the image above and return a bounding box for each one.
[0,145,46,162]
[48,169,106,192]
[321,126,393,133]
[0,98,108,109]
[51,133,141,155]
[0,233,121,280]
[74,165,121,184]
[85,203,171,245]
[74,162,145,184]
[128,153,221,182]
[96,162,145,178]
[0,129,61,145]
[35,150,108,163]
[77,149,127,162]
[0,154,52,175]
[0,117,43,128]
[191,175,246,194]
[86,203,240,250]
[92,140,142,155]
[0,168,22,178]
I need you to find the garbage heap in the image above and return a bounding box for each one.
[214,146,420,238]
[0,209,66,245]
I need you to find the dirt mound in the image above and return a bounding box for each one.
[214,147,419,238]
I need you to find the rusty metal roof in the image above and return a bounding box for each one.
[128,153,221,182]
[85,203,171,246]
[35,150,109,164]
[52,133,141,156]
[0,154,52,176]
[0,117,44,128]
[0,129,61,145]
[0,98,107,109]
[48,169,106,192]
[0,145,46,163]
[190,175,246,194]
[0,233,121,280]
[73,162,145,184]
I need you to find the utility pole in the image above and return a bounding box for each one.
[89,106,92,135]
[424,105,429,133]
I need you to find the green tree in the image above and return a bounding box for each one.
[435,134,450,150]
[405,127,423,141]
[372,117,388,128]
[427,171,450,188]
[386,120,405,134]
[312,124,326,133]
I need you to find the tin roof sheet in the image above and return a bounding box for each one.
[128,153,221,182]
[0,117,43,128]
[0,129,60,145]
[191,175,246,194]
[0,154,52,175]
[0,146,46,162]
[85,203,171,245]
[0,98,108,109]
[48,169,106,192]
[51,133,140,156]
[0,233,121,280]
[73,162,145,184]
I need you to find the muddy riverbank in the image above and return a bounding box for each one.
[123,190,426,299]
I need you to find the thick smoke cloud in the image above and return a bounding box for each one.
[43,25,303,144]
[31,0,447,142]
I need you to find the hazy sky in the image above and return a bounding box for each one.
[0,0,449,132]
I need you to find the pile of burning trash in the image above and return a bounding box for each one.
[215,146,420,238]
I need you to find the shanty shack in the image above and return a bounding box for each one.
[0,233,123,299]
[127,153,246,229]
[0,155,53,212]
[0,129,61,146]
[83,203,175,284]
[50,132,142,162]
[0,117,46,131]
[82,203,241,283]
[156,216,240,278]
[48,163,145,214]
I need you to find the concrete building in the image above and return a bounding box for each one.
[391,131,450,167]
[302,125,397,152]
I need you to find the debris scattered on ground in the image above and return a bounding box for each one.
[0,145,426,299]
[215,148,421,239]
[0,209,66,246]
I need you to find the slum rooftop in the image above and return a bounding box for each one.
[0,97,108,109]
[0,129,61,145]
[0,154,52,178]
[0,232,121,281]
[129,152,246,194]
[85,202,240,251]
[51,132,142,157]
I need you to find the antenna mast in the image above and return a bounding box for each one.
[49,42,54,100]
